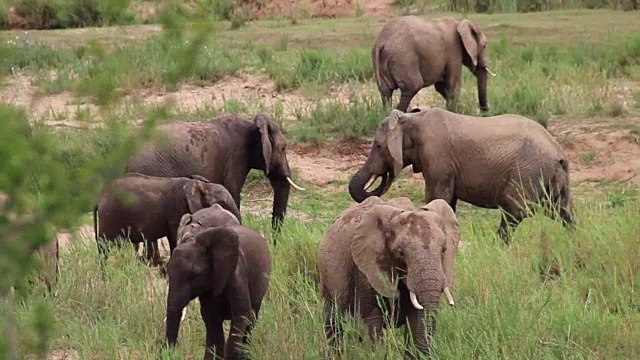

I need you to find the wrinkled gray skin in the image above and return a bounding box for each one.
[372,16,493,112]
[176,203,241,247]
[125,113,304,237]
[348,108,574,243]
[165,225,271,360]
[93,173,241,267]
[318,196,460,359]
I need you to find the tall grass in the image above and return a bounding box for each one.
[446,0,623,13]
[15,182,640,359]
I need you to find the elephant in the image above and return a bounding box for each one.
[125,113,305,238]
[93,173,241,268]
[318,196,459,359]
[176,203,242,247]
[348,108,574,243]
[164,225,272,360]
[372,16,496,112]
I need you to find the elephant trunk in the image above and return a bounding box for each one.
[348,168,390,203]
[269,175,291,235]
[165,284,191,347]
[476,68,489,112]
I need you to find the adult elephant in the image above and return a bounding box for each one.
[318,196,459,359]
[372,16,496,112]
[125,113,304,235]
[348,108,573,243]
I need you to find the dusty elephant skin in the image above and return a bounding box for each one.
[372,16,495,112]
[348,108,574,243]
[124,113,305,238]
[93,173,240,268]
[176,203,242,247]
[164,225,271,360]
[317,196,460,359]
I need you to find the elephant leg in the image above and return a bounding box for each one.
[225,312,252,360]
[396,87,418,112]
[378,86,393,109]
[142,238,162,266]
[497,209,524,245]
[424,174,455,207]
[440,72,462,112]
[324,298,343,358]
[200,295,225,360]
[404,309,436,360]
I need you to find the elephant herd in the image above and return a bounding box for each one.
[38,15,576,360]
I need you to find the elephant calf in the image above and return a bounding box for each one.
[164,225,271,360]
[318,196,460,359]
[93,173,240,268]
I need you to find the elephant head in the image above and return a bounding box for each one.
[183,177,242,223]
[165,226,240,346]
[348,110,407,202]
[251,114,305,231]
[457,19,495,112]
[350,203,458,310]
[176,204,241,246]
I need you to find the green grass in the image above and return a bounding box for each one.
[17,178,640,359]
[2,9,639,139]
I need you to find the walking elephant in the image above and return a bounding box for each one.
[94,173,241,267]
[372,16,496,112]
[125,113,305,237]
[348,108,574,243]
[164,225,271,360]
[318,196,459,359]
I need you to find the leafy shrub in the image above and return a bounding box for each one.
[3,0,136,29]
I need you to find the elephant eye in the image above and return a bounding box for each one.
[396,248,404,258]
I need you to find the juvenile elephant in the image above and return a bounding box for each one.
[176,203,242,247]
[318,196,459,359]
[348,108,573,243]
[125,113,305,236]
[372,16,495,112]
[93,173,241,267]
[165,225,271,360]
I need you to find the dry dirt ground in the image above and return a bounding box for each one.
[4,71,639,188]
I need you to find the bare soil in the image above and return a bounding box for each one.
[4,72,640,188]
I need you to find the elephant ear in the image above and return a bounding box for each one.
[421,199,460,288]
[254,114,273,176]
[195,226,240,295]
[184,181,206,213]
[204,184,242,224]
[351,204,404,298]
[457,19,480,68]
[386,110,404,177]
[177,213,195,244]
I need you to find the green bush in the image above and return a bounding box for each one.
[446,0,618,13]
[3,0,136,29]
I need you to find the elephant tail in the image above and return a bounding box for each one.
[372,43,393,93]
[93,204,99,243]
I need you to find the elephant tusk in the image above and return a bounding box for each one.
[363,175,378,191]
[286,176,306,191]
[443,287,455,306]
[486,67,497,77]
[409,291,424,310]
[163,307,188,323]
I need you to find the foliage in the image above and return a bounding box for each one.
[446,0,621,13]
[0,3,217,359]
[2,0,136,29]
